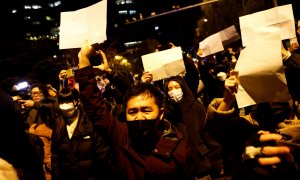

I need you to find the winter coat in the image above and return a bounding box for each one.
[51,110,115,180]
[75,66,200,180]
[29,123,52,179]
[163,76,223,177]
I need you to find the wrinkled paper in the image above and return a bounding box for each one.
[59,0,107,49]
[142,47,185,81]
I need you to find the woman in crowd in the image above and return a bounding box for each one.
[163,75,224,179]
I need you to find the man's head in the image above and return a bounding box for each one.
[30,85,43,102]
[125,83,164,121]
[124,83,165,153]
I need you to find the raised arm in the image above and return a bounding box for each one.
[93,50,132,94]
[75,41,111,127]
[217,70,239,111]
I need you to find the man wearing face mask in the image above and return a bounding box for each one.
[75,41,218,179]
[163,76,224,179]
[51,87,117,180]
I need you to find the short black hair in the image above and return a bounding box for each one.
[124,83,164,109]
[57,87,79,103]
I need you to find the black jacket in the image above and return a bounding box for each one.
[284,52,300,101]
[51,108,116,180]
[163,76,223,177]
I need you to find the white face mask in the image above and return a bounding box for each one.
[59,103,77,118]
[168,88,183,102]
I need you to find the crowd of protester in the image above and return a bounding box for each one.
[0,18,300,180]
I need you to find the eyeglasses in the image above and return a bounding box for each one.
[31,91,41,96]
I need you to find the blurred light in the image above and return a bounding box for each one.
[15,82,29,91]
[12,9,17,13]
[54,1,61,6]
[118,10,128,15]
[121,59,128,64]
[115,55,123,60]
[32,5,42,9]
[24,5,31,9]
[33,21,41,25]
[154,25,159,31]
[116,0,133,5]
[124,41,142,47]
[129,10,136,15]
[46,16,53,21]
[204,18,208,22]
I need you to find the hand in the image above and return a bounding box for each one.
[217,70,239,111]
[18,99,34,108]
[93,50,111,72]
[224,70,239,95]
[78,40,92,68]
[257,132,293,166]
[58,70,67,80]
[29,123,38,133]
[141,71,153,83]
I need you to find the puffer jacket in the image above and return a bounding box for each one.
[51,109,115,180]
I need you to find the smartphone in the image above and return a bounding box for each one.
[66,69,74,78]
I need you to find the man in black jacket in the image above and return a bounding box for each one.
[51,87,117,180]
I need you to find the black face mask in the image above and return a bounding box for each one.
[127,119,161,154]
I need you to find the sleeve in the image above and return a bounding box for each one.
[93,130,118,179]
[75,66,127,145]
[75,66,111,127]
[29,124,52,139]
[106,70,132,95]
[51,127,61,180]
[206,98,235,122]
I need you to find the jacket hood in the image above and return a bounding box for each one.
[163,76,195,107]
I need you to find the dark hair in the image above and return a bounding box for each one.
[57,87,80,103]
[30,83,41,92]
[124,83,164,109]
[163,76,185,94]
[29,83,44,99]
[89,43,104,66]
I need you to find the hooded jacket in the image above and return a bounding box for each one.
[163,76,223,177]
